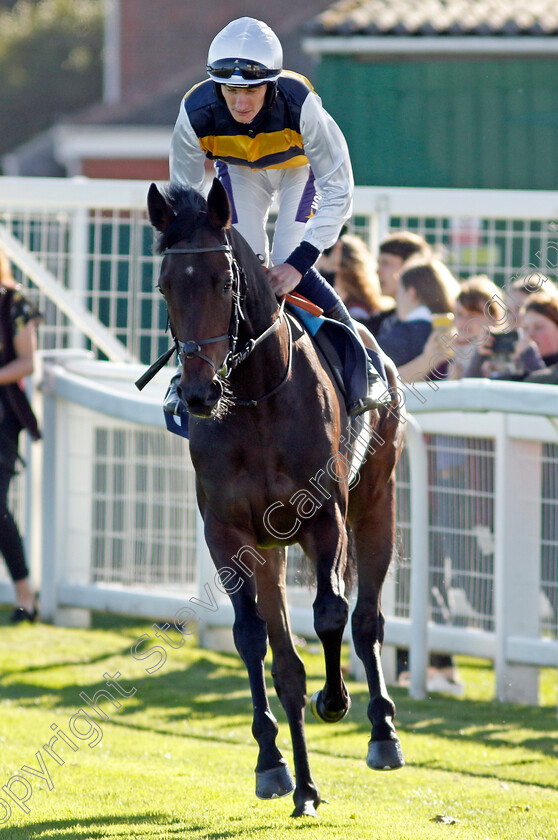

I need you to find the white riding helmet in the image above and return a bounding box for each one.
[207,17,283,87]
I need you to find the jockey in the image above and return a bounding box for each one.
[167,16,385,416]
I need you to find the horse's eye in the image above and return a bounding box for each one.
[156,284,165,296]
[223,273,233,292]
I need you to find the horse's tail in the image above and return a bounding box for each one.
[344,524,357,595]
[344,524,403,602]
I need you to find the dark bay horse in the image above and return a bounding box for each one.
[147,178,406,817]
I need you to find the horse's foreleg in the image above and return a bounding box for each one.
[302,510,351,723]
[350,477,404,771]
[204,519,294,800]
[231,585,295,798]
[256,549,320,818]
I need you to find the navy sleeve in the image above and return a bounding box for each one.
[376,320,432,367]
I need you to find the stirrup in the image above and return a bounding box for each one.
[348,396,382,416]
[163,372,182,416]
[348,368,389,415]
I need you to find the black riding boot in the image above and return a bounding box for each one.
[324,300,387,415]
[163,367,182,416]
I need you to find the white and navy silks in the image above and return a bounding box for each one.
[169,70,353,312]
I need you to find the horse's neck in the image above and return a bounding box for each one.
[230,235,289,388]
[231,233,279,336]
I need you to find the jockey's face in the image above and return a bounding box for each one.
[221,84,267,124]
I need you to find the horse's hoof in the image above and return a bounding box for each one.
[291,801,319,818]
[366,738,405,770]
[255,764,295,799]
[310,689,351,723]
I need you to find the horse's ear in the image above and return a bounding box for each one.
[207,178,232,230]
[147,183,176,231]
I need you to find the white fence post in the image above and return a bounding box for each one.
[69,207,89,351]
[405,415,430,700]
[25,367,43,603]
[40,363,92,627]
[39,366,59,623]
[494,416,541,704]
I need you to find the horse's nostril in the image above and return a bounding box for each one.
[209,379,223,402]
[182,378,222,414]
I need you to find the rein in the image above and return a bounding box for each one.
[135,240,292,407]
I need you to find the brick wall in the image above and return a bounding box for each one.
[119,0,333,101]
[81,158,170,180]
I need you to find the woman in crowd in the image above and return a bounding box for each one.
[467,291,558,382]
[505,272,558,322]
[318,232,394,330]
[0,247,41,623]
[376,257,459,368]
[402,274,507,381]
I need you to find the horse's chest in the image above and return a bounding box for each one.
[196,442,306,504]
[207,460,300,511]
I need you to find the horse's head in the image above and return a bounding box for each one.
[148,178,238,418]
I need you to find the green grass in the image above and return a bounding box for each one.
[0,610,556,840]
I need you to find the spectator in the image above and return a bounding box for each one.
[467,292,558,383]
[318,233,394,329]
[404,274,507,381]
[0,248,41,623]
[375,231,433,338]
[376,258,459,368]
[377,230,433,299]
[506,272,558,321]
[390,267,466,695]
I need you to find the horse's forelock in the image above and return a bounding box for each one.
[155,185,209,253]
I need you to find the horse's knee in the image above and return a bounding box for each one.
[313,593,349,639]
[272,651,306,704]
[352,609,385,654]
[233,609,268,663]
[252,708,279,743]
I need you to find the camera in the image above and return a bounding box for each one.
[491,329,519,355]
[489,329,520,375]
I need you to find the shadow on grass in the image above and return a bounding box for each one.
[0,816,318,840]
[340,684,558,753]
[0,813,183,839]
[1,613,556,795]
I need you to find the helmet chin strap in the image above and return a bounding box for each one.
[264,81,277,108]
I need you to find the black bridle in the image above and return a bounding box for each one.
[135,239,291,406]
[161,243,243,376]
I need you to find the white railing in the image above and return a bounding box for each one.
[1,177,557,709]
[9,355,556,711]
[1,176,557,367]
[403,380,558,704]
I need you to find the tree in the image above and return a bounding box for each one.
[0,0,103,158]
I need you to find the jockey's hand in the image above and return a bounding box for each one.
[268,263,302,297]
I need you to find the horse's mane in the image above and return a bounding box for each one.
[154,184,209,254]
[154,182,277,315]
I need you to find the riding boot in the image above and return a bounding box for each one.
[163,366,183,416]
[324,300,387,416]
